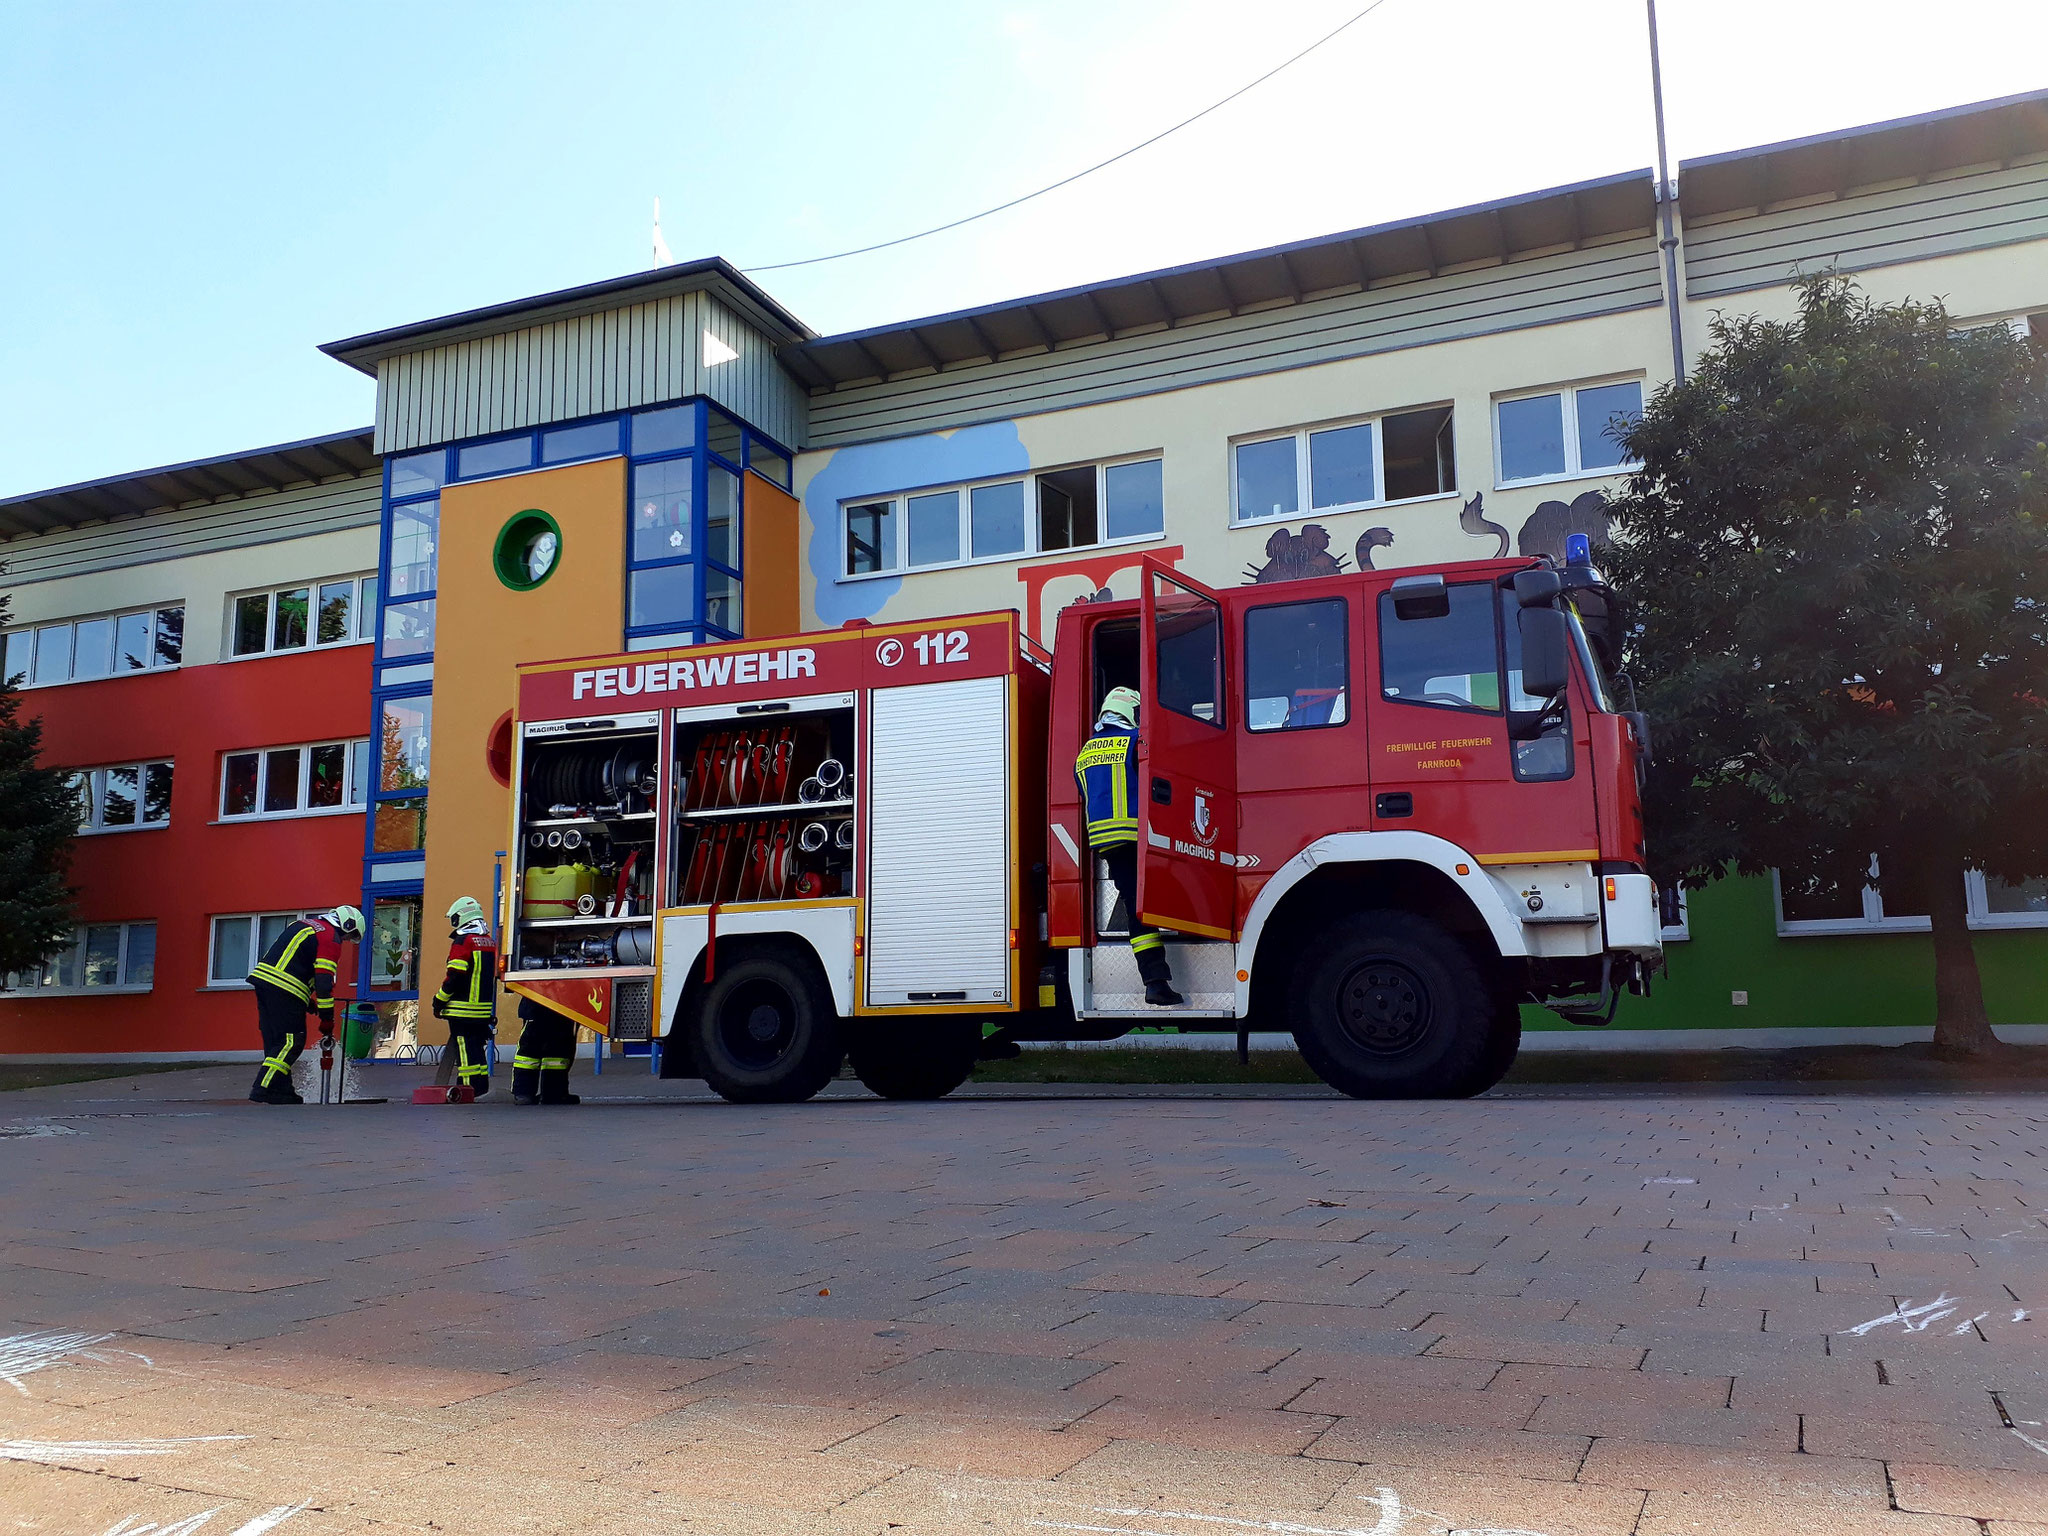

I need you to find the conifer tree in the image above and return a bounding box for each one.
[0,581,79,976]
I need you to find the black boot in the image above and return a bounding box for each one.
[1144,981,1186,1007]
[539,1066,579,1105]
[511,1056,541,1104]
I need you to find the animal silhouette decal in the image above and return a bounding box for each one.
[1517,490,1611,561]
[1245,524,1347,583]
[1458,492,1510,556]
[1354,526,1394,569]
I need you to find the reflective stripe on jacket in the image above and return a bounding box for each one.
[434,928,498,1021]
[249,917,341,1014]
[1075,725,1139,848]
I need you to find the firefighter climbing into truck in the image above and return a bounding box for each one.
[499,537,1660,1104]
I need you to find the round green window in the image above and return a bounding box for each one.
[494,509,562,591]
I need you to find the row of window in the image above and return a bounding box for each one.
[3,605,183,688]
[1775,858,2048,935]
[61,737,370,835]
[836,377,1648,579]
[5,572,381,691]
[3,921,157,994]
[230,575,376,659]
[845,456,1166,578]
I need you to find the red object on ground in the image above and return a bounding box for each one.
[411,1086,476,1104]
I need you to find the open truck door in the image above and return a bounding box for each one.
[1137,558,1239,941]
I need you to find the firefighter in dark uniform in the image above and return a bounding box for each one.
[247,905,363,1104]
[511,994,581,1105]
[431,896,497,1097]
[1075,687,1185,1006]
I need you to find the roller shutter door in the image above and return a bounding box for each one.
[865,675,1010,1005]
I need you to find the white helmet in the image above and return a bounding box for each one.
[1097,686,1140,729]
[328,904,365,941]
[447,895,486,931]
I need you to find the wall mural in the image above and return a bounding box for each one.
[1241,489,1609,588]
[1517,490,1611,561]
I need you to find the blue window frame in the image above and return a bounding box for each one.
[358,403,794,993]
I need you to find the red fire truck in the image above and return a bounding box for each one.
[501,551,1660,1102]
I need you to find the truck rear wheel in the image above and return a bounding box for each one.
[691,950,843,1104]
[846,1018,981,1100]
[1289,911,1503,1099]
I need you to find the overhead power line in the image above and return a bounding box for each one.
[741,0,1396,275]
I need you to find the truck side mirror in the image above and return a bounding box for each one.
[1519,607,1570,698]
[1513,568,1561,608]
[1390,574,1449,620]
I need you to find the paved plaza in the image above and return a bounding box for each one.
[1,1065,2046,1535]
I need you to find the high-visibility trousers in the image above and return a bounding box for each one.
[447,1020,493,1094]
[512,1008,577,1103]
[250,982,307,1096]
[1100,843,1171,987]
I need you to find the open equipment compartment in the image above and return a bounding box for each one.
[513,709,660,971]
[669,691,857,906]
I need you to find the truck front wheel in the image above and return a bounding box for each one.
[691,950,843,1104]
[846,1018,981,1100]
[1290,911,1504,1099]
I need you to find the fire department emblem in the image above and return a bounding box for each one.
[1192,790,1217,846]
[875,638,904,667]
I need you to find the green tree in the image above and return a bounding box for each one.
[1609,273,2048,1055]
[0,580,79,976]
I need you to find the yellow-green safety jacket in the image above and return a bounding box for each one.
[1075,723,1140,848]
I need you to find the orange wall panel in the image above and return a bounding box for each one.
[742,472,800,639]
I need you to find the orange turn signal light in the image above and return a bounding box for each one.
[1454,863,1470,876]
[1236,969,1249,982]
[1604,876,1618,902]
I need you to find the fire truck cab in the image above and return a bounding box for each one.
[503,547,1659,1102]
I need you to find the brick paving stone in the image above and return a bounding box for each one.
[1893,1462,2048,1521]
[0,1068,2044,1534]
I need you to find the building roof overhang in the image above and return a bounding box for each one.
[781,168,1656,391]
[0,428,378,542]
[1678,85,2048,221]
[318,257,816,377]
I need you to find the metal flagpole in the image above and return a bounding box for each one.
[1647,0,1686,384]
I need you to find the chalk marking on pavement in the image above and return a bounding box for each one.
[2,1435,247,1464]
[98,1500,311,1536]
[1952,1312,1991,1335]
[0,1329,125,1393]
[2016,1309,2031,1322]
[1840,1295,1958,1336]
[0,1122,83,1139]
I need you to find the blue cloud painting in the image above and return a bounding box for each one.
[801,421,1029,626]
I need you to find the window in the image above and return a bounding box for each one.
[229,576,373,659]
[1773,855,1930,935]
[71,760,174,832]
[370,895,423,993]
[1152,570,1223,726]
[1233,406,1454,525]
[1495,378,1643,485]
[380,697,432,792]
[1379,583,1500,714]
[1970,872,2048,927]
[4,922,156,995]
[208,911,314,987]
[541,419,621,463]
[1244,599,1348,732]
[842,456,1163,578]
[4,606,183,688]
[456,435,535,478]
[382,492,440,660]
[220,739,369,819]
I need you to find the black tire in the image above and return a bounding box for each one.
[1289,910,1502,1098]
[846,1018,981,1100]
[689,949,843,1103]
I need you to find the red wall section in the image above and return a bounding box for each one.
[0,645,372,1057]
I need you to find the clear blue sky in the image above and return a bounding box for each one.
[2,0,2043,497]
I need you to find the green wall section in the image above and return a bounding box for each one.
[1526,874,2048,1034]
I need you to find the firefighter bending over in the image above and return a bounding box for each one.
[1075,687,1185,1006]
[247,905,363,1104]
[511,994,581,1105]
[431,896,497,1098]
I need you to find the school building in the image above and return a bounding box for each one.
[4,88,2047,1058]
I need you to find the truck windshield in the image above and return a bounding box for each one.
[1565,602,1619,712]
